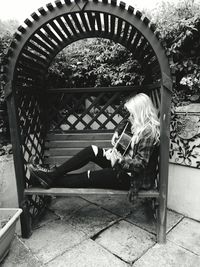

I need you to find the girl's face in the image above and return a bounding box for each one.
[128,111,134,124]
[129,113,134,120]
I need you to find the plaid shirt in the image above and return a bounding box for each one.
[115,120,159,189]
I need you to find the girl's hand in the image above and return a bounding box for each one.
[110,148,123,167]
[111,132,119,146]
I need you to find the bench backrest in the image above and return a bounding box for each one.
[44,132,113,173]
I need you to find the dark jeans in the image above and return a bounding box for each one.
[52,146,130,190]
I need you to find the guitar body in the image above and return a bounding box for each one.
[106,122,132,167]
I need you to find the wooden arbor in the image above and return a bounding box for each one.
[4,0,172,242]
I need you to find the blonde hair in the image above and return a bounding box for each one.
[124,93,160,146]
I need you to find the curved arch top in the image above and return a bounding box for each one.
[4,0,172,93]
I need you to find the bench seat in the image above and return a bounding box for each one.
[25,187,159,198]
[28,132,159,198]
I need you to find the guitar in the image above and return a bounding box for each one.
[114,122,132,156]
[106,123,132,167]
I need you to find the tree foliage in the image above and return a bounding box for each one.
[0,33,12,145]
[46,39,144,88]
[151,0,200,105]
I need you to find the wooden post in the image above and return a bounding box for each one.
[157,81,172,243]
[6,81,32,238]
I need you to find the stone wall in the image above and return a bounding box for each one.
[168,103,200,220]
[169,104,200,168]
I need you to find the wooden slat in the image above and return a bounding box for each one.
[45,140,111,149]
[110,15,116,38]
[16,70,42,83]
[37,30,58,50]
[130,32,142,53]
[71,13,84,34]
[43,24,62,45]
[43,157,101,170]
[22,49,47,65]
[63,14,78,36]
[103,13,109,34]
[122,22,130,43]
[17,61,44,76]
[50,20,67,42]
[46,133,113,140]
[27,42,50,59]
[25,188,159,197]
[31,35,54,53]
[116,18,123,39]
[20,54,45,69]
[44,156,71,165]
[79,12,90,32]
[87,11,96,32]
[44,147,109,157]
[127,26,137,47]
[44,155,109,165]
[46,83,161,94]
[56,17,72,39]
[95,12,102,32]
[133,37,147,59]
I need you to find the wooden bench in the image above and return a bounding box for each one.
[25,132,159,199]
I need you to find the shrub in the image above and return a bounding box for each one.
[151,0,200,105]
[46,38,145,89]
[0,33,12,145]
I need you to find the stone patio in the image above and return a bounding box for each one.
[1,195,200,266]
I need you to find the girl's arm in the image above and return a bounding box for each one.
[119,132,156,173]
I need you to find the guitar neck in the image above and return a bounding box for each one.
[116,124,132,155]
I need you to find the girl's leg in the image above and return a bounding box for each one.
[29,146,112,189]
[54,168,130,190]
[53,145,111,177]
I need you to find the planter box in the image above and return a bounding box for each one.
[0,208,22,263]
[0,155,18,208]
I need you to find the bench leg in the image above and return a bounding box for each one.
[157,195,167,243]
[20,199,32,238]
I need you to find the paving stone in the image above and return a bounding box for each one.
[166,210,184,232]
[48,196,90,219]
[46,239,128,267]
[33,209,60,229]
[133,241,200,267]
[1,236,42,267]
[167,217,200,255]
[95,220,155,263]
[125,200,183,234]
[22,220,87,264]
[68,204,119,237]
[81,195,135,217]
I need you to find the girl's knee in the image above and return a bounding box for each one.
[91,145,98,156]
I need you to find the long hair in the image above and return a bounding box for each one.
[124,93,160,146]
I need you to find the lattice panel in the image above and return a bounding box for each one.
[16,89,46,186]
[46,90,131,132]
[46,85,161,132]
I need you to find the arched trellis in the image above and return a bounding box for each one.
[4,0,172,243]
